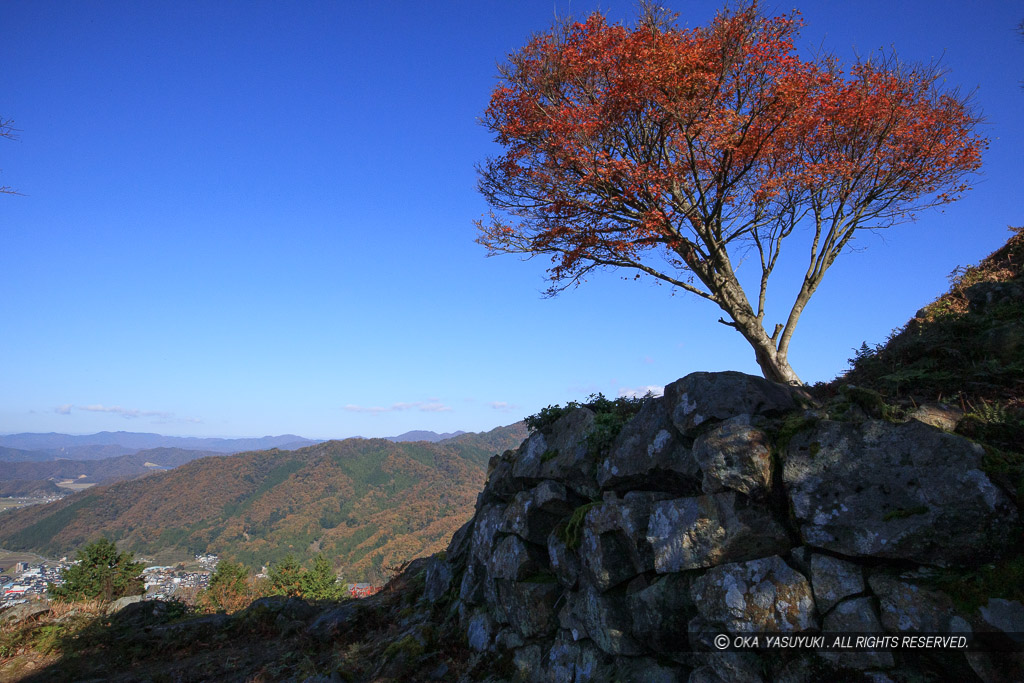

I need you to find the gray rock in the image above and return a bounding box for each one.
[479,451,522,507]
[565,586,644,656]
[494,627,525,651]
[579,494,666,590]
[571,638,612,683]
[810,554,865,614]
[446,518,474,566]
[820,596,895,670]
[690,555,818,633]
[306,604,360,642]
[548,526,581,590]
[691,415,773,497]
[539,409,601,498]
[966,650,1024,683]
[666,371,798,436]
[647,492,790,573]
[784,419,1017,565]
[627,573,694,654]
[105,594,145,615]
[0,599,50,625]
[467,610,496,652]
[558,597,589,642]
[598,396,700,492]
[470,504,507,567]
[512,644,543,681]
[868,574,960,633]
[614,656,684,682]
[688,652,765,683]
[501,480,574,545]
[907,403,963,432]
[545,631,580,683]
[512,431,549,481]
[422,555,453,603]
[498,579,560,639]
[544,631,613,683]
[458,559,485,605]
[979,598,1024,643]
[488,534,545,581]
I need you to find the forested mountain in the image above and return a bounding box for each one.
[384,430,466,443]
[0,423,527,581]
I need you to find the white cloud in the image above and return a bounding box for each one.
[344,400,453,414]
[488,401,517,411]
[618,385,664,399]
[57,404,196,422]
[79,404,174,419]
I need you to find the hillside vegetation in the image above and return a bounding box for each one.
[837,227,1022,408]
[0,425,527,581]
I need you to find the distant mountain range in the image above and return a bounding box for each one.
[0,429,476,462]
[385,429,467,443]
[0,448,225,492]
[0,432,319,459]
[0,423,529,581]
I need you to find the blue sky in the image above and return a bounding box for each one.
[1,0,1021,439]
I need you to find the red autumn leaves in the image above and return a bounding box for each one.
[475,4,984,384]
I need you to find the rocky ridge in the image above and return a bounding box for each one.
[420,371,1024,682]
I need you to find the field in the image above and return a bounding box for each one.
[0,498,44,511]
[0,548,50,580]
[55,480,96,491]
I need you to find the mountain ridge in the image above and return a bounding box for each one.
[0,423,528,581]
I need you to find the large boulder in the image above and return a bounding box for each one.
[514,408,600,499]
[819,596,895,670]
[808,553,865,614]
[691,415,774,498]
[500,480,575,546]
[597,396,700,492]
[689,555,818,633]
[783,419,1017,565]
[626,573,693,655]
[665,371,799,436]
[646,492,790,573]
[563,586,645,656]
[868,574,966,633]
[497,579,561,639]
[579,492,669,590]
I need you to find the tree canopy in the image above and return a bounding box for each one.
[476,2,985,384]
[48,537,145,602]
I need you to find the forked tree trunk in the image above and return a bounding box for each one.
[713,279,805,386]
[752,343,802,386]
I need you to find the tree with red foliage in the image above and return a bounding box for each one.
[476,3,985,385]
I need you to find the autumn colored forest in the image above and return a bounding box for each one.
[0,425,527,582]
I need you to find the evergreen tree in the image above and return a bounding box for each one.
[200,560,254,612]
[268,554,304,598]
[48,537,144,602]
[300,554,345,600]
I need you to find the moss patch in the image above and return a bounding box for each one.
[558,502,602,550]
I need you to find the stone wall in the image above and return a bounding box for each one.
[422,372,1023,682]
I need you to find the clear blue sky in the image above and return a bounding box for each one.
[2,1,1021,439]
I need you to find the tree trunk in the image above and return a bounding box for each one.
[713,280,804,386]
[752,343,802,386]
